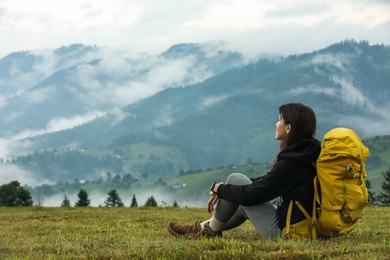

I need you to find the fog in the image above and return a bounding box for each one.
[0,163,53,187]
[39,188,206,208]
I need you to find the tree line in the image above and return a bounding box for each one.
[0,181,179,208]
[61,188,177,208]
[1,167,390,207]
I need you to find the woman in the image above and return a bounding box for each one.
[168,103,321,239]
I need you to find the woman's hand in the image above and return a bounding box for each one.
[206,192,219,213]
[206,182,223,213]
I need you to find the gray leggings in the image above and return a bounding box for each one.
[214,173,281,239]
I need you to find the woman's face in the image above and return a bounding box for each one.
[275,114,291,141]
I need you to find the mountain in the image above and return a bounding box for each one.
[0,42,244,140]
[3,40,390,184]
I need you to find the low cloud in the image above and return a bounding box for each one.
[12,111,105,141]
[290,84,336,96]
[108,108,135,127]
[153,105,174,127]
[0,163,51,187]
[334,113,390,138]
[200,95,229,109]
[0,111,104,160]
[0,137,34,159]
[331,76,377,113]
[23,87,54,105]
[310,53,347,72]
[295,51,386,118]
[0,47,100,99]
[290,79,384,116]
[45,112,105,133]
[67,51,216,109]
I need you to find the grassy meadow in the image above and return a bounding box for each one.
[0,206,389,259]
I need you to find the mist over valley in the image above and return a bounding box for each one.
[0,40,389,206]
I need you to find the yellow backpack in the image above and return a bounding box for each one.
[283,128,369,239]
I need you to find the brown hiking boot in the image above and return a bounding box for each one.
[168,220,202,237]
[184,222,223,240]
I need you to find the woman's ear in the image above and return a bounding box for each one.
[286,124,291,134]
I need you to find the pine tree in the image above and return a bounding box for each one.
[144,196,158,207]
[61,195,71,207]
[105,189,124,207]
[75,189,90,207]
[130,194,138,207]
[378,167,390,205]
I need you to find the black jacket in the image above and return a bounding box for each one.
[216,137,321,230]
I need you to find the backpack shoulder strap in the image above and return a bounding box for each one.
[295,201,311,220]
[285,199,318,240]
[285,200,294,235]
[312,176,319,239]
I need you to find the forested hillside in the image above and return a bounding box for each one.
[0,43,244,139]
[23,135,390,206]
[3,40,390,186]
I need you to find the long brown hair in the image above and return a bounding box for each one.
[278,103,317,151]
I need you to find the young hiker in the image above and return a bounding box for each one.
[168,102,321,239]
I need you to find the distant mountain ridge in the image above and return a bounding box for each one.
[3,40,390,184]
[0,42,244,140]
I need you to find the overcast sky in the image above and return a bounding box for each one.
[0,0,389,58]
[0,0,390,57]
[0,0,389,187]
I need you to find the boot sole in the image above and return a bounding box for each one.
[167,223,184,238]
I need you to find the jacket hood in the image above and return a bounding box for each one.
[277,137,321,165]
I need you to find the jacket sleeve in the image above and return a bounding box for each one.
[216,160,294,206]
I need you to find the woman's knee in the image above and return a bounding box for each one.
[225,173,252,185]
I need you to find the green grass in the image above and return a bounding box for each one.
[0,206,389,259]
